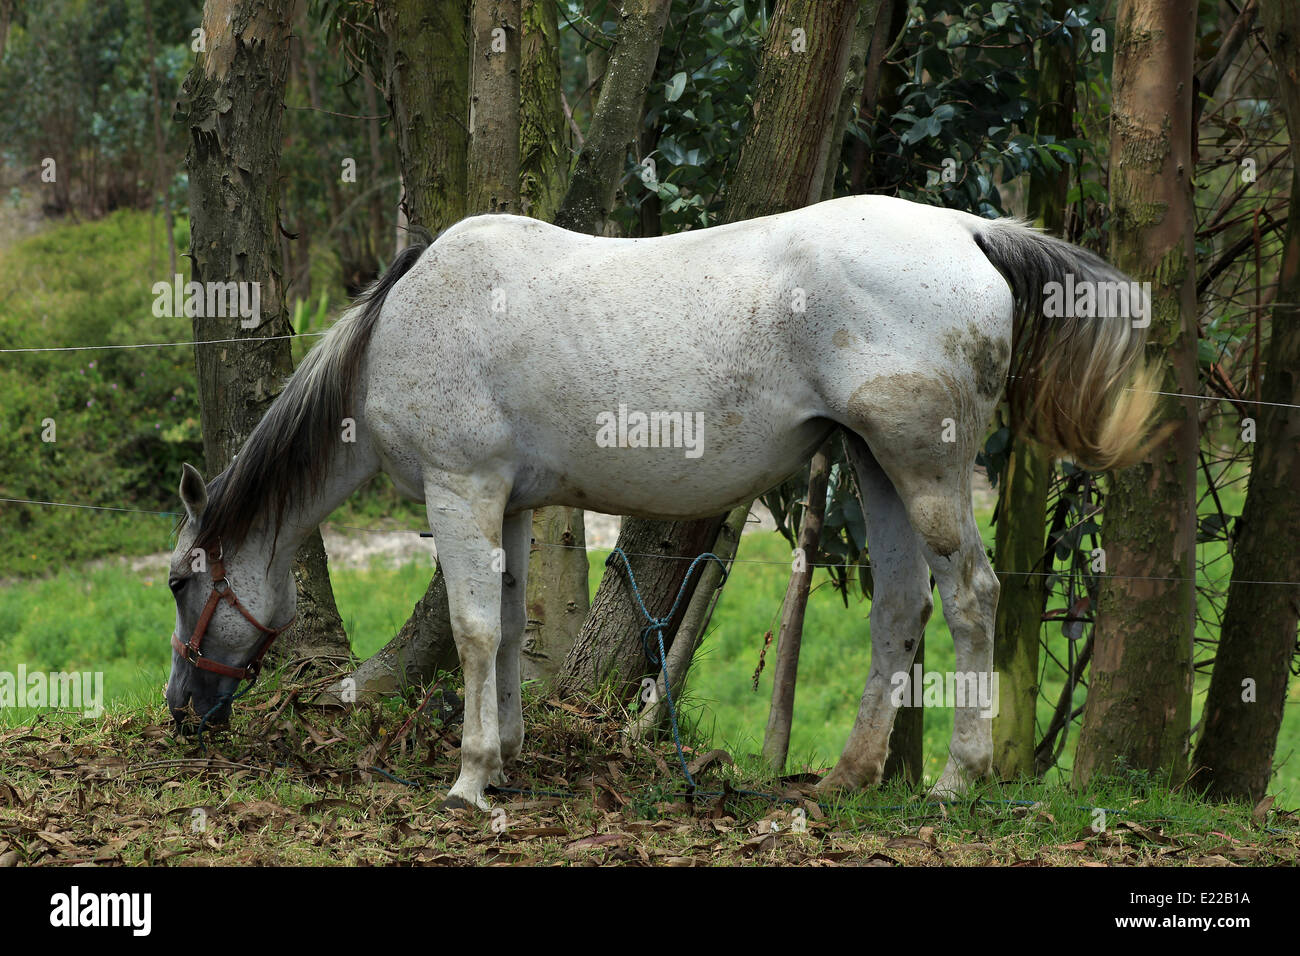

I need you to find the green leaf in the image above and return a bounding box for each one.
[665,72,687,103]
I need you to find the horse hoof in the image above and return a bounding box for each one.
[439,794,477,812]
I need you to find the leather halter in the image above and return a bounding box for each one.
[170,550,295,682]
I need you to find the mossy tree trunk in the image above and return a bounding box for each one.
[992,0,1076,779]
[467,0,521,214]
[1191,0,1300,803]
[519,0,588,687]
[1073,0,1198,787]
[177,0,348,663]
[333,0,470,701]
[378,0,469,232]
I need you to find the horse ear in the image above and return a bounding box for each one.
[179,463,207,522]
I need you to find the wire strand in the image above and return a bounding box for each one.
[0,495,1295,587]
[0,331,327,353]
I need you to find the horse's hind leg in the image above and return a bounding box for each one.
[425,479,509,810]
[925,504,998,798]
[497,511,532,769]
[880,461,998,797]
[818,433,933,792]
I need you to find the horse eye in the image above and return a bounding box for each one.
[169,578,187,595]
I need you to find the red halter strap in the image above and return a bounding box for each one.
[170,552,295,682]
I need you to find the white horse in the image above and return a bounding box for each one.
[164,195,1155,809]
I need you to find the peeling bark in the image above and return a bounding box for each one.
[177,0,348,662]
[993,0,1076,779]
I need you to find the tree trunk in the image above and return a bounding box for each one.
[762,440,832,770]
[519,0,587,686]
[724,0,859,223]
[520,0,568,220]
[559,514,728,698]
[992,0,1076,779]
[552,0,671,235]
[1073,0,1198,788]
[819,1,879,202]
[522,507,590,685]
[142,0,177,276]
[1191,0,1300,803]
[177,0,349,663]
[325,0,470,702]
[378,0,469,233]
[557,0,859,699]
[467,0,522,213]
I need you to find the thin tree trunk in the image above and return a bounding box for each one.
[141,0,177,275]
[762,440,832,770]
[378,0,469,233]
[558,0,859,699]
[1191,0,1300,803]
[332,0,471,701]
[992,0,1076,779]
[584,0,609,105]
[177,0,349,663]
[1073,0,1198,787]
[467,0,522,213]
[364,78,387,276]
[552,0,672,234]
[819,1,878,202]
[519,0,587,686]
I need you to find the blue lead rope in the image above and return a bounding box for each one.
[605,546,728,791]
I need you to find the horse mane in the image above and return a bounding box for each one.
[192,242,428,559]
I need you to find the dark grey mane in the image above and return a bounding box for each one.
[192,242,428,558]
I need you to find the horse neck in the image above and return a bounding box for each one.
[263,437,379,580]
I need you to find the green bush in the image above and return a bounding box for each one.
[0,211,200,574]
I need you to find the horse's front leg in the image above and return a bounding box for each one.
[426,483,507,810]
[496,511,532,771]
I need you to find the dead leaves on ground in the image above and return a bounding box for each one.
[0,703,1297,867]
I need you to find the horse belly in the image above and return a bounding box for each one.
[514,415,834,519]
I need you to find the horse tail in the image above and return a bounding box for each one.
[971,219,1159,471]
